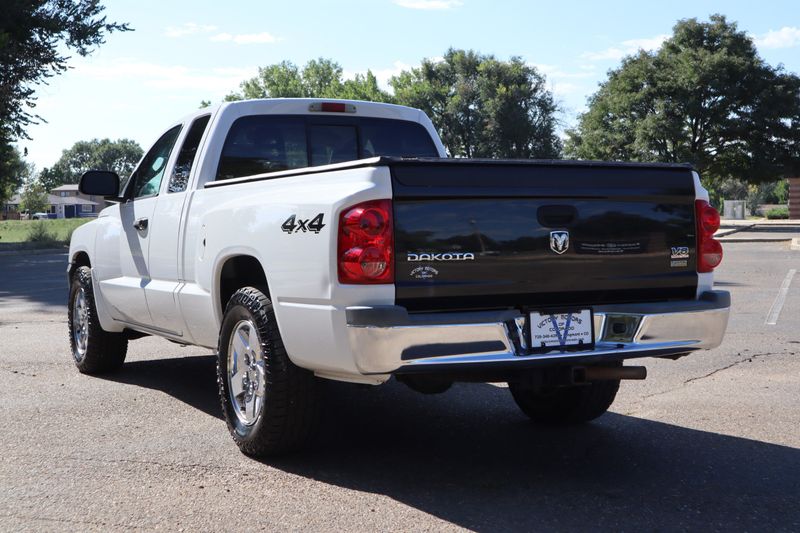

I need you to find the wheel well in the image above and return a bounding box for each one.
[218,255,269,317]
[69,251,91,280]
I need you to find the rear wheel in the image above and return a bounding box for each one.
[217,287,318,456]
[68,266,128,374]
[508,375,619,426]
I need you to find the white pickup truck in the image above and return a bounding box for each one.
[69,98,730,455]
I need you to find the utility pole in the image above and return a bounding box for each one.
[791,178,800,220]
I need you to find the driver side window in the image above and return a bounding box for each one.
[129,125,182,199]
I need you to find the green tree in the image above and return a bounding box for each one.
[0,1,129,205]
[226,58,392,102]
[566,14,800,185]
[0,145,27,206]
[340,72,388,102]
[391,49,561,158]
[40,138,143,189]
[19,180,49,214]
[0,1,129,143]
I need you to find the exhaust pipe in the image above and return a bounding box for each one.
[574,365,647,382]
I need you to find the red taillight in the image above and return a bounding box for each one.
[338,199,393,284]
[695,199,723,272]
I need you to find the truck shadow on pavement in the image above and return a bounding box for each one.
[104,354,800,531]
[0,252,68,313]
[101,355,224,421]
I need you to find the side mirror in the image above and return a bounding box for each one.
[79,170,120,197]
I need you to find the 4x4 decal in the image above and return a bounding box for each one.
[281,214,325,234]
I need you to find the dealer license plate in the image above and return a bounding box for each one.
[529,309,593,349]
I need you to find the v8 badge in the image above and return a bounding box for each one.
[671,246,690,259]
[281,214,325,234]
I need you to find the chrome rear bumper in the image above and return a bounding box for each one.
[346,291,730,375]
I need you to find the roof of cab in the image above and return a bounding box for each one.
[215,98,426,122]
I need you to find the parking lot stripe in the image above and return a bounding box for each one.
[765,269,796,325]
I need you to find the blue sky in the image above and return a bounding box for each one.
[18,0,800,170]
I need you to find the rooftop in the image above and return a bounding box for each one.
[51,184,79,192]
[5,194,98,207]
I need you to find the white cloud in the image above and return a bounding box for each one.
[371,61,412,88]
[623,35,670,51]
[533,63,594,80]
[167,25,280,44]
[551,82,580,96]
[393,0,463,10]
[524,64,596,107]
[754,27,800,49]
[72,57,256,93]
[534,63,594,101]
[210,32,233,42]
[210,32,279,44]
[164,22,217,38]
[582,34,668,61]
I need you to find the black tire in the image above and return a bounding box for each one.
[68,266,128,374]
[508,375,620,426]
[217,287,318,456]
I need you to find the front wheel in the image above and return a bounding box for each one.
[217,287,318,456]
[68,266,128,374]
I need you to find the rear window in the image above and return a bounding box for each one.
[216,115,438,181]
[309,124,358,166]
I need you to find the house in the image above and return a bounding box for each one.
[49,184,102,217]
[2,183,101,220]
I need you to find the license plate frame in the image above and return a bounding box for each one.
[528,309,594,352]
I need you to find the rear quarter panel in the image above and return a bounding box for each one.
[179,165,393,377]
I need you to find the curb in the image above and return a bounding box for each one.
[717,237,793,243]
[0,247,68,256]
[792,238,800,251]
[715,224,755,238]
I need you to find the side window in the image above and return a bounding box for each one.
[169,115,210,193]
[308,125,358,166]
[216,116,307,181]
[128,125,182,199]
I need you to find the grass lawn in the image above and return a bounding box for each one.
[0,218,91,244]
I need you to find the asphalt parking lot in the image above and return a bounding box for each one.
[1,240,799,532]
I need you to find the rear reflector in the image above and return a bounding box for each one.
[309,102,356,113]
[695,199,723,273]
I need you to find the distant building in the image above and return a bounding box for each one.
[2,183,101,219]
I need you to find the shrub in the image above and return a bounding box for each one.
[765,206,789,220]
[26,221,59,244]
[773,180,789,205]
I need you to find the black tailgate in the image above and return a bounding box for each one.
[391,160,698,312]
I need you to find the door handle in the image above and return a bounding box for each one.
[133,218,149,231]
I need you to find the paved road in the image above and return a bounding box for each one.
[0,244,799,531]
[718,224,800,243]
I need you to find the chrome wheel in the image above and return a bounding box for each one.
[227,320,266,426]
[72,287,89,361]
